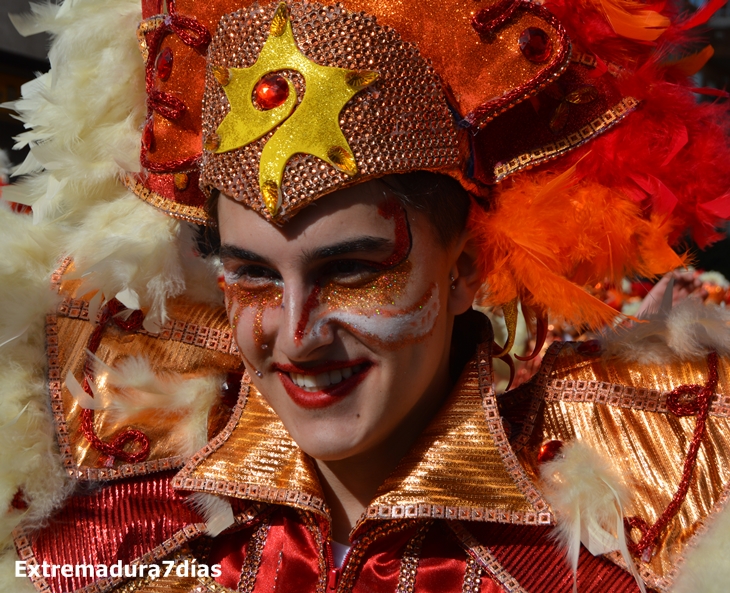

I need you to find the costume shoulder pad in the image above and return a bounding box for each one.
[49,268,244,483]
[504,301,730,592]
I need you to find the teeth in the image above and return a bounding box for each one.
[290,364,364,392]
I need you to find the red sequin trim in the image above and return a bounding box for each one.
[625,351,720,560]
[79,299,151,464]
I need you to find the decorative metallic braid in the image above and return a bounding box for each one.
[395,521,432,593]
[238,519,271,593]
[462,556,484,593]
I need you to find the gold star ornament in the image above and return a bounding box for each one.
[210,3,379,217]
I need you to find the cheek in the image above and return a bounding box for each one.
[224,283,282,349]
[303,262,441,349]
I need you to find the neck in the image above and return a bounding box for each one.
[315,353,453,544]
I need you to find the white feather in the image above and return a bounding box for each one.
[540,441,645,593]
[187,493,236,537]
[86,354,221,458]
[602,290,730,365]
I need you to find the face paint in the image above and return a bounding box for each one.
[293,199,440,348]
[312,283,440,349]
[293,282,321,345]
[225,282,283,348]
[376,198,412,268]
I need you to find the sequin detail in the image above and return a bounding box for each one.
[124,175,210,226]
[238,519,271,592]
[395,521,431,593]
[449,522,528,593]
[201,2,460,222]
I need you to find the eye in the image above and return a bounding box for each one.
[321,260,381,286]
[224,264,282,288]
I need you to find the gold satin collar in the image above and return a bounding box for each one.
[172,340,552,526]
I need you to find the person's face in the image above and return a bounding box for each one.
[218,179,476,461]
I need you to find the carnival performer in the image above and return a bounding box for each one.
[1,0,730,592]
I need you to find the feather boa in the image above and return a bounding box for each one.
[4,0,222,325]
[0,209,73,580]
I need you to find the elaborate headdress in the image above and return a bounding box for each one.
[7,0,729,340]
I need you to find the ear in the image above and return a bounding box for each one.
[447,231,482,316]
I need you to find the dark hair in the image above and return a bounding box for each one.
[381,171,471,248]
[197,171,471,256]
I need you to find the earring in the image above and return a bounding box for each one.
[450,275,456,290]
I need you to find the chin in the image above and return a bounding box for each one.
[289,421,374,462]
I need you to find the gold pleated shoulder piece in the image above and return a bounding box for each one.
[510,341,730,592]
[50,269,244,482]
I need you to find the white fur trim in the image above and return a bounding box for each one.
[187,493,235,537]
[671,501,730,593]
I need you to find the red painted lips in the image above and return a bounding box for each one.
[273,359,372,408]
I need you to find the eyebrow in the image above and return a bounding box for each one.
[301,236,393,265]
[218,236,393,268]
[219,245,271,265]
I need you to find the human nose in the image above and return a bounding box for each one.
[275,281,334,357]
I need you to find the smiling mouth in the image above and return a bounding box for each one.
[274,360,372,408]
[289,363,368,392]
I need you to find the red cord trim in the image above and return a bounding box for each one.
[464,1,571,130]
[624,351,719,561]
[167,5,211,50]
[472,0,522,37]
[147,90,187,121]
[138,1,211,174]
[79,299,151,464]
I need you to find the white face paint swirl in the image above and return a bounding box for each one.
[304,284,440,349]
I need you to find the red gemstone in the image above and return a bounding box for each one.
[519,27,552,63]
[537,440,564,464]
[254,74,289,110]
[142,120,155,152]
[156,47,173,80]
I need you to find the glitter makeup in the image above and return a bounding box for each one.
[225,283,283,348]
